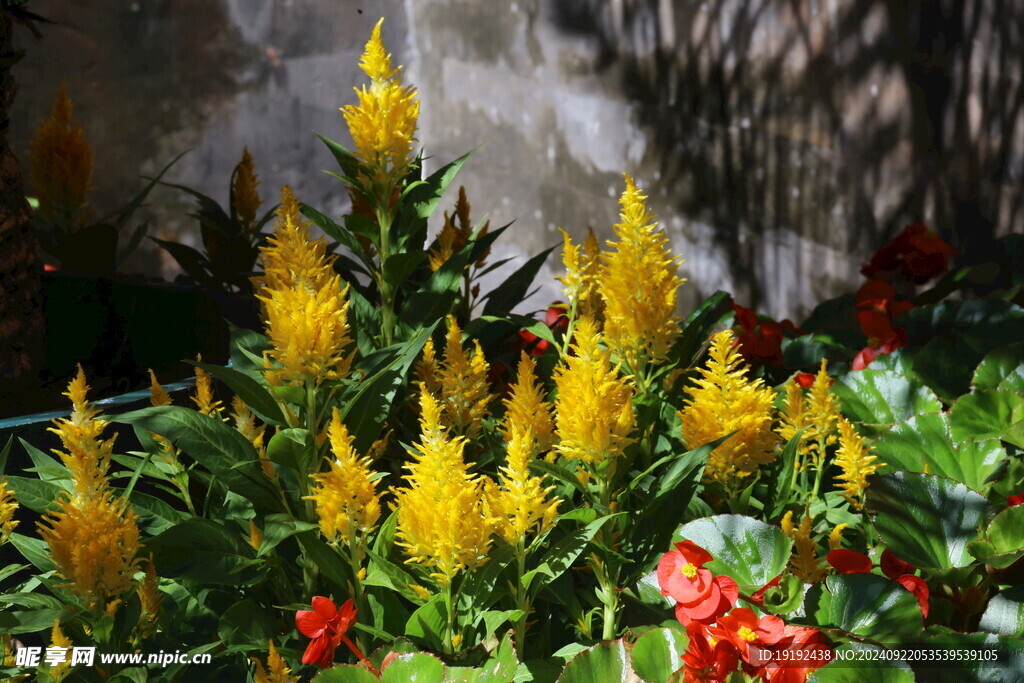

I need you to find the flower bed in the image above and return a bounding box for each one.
[2,19,1023,683]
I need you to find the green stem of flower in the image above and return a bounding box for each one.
[377,206,396,347]
[595,475,620,641]
[347,536,368,656]
[514,538,529,659]
[444,580,456,655]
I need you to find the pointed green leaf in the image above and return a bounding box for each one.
[557,640,631,683]
[191,361,285,425]
[631,626,689,683]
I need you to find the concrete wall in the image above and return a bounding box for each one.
[12,0,1024,319]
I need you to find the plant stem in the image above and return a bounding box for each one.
[513,538,528,659]
[444,580,456,655]
[376,207,396,347]
[595,475,620,641]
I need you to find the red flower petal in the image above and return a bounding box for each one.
[794,373,816,388]
[896,575,930,619]
[880,550,915,580]
[675,540,714,567]
[296,609,328,638]
[826,549,873,575]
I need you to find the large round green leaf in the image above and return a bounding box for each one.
[972,343,1024,391]
[675,515,792,593]
[381,652,446,683]
[833,370,942,436]
[808,644,915,682]
[979,586,1024,637]
[873,413,1007,490]
[867,472,992,570]
[631,627,689,683]
[314,665,380,682]
[913,334,992,402]
[557,640,631,683]
[803,574,923,641]
[949,390,1024,449]
[969,506,1024,569]
[915,633,1024,681]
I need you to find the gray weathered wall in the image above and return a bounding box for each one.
[12,0,1024,319]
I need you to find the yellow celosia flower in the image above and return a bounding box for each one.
[231,396,268,463]
[415,338,441,397]
[484,424,561,546]
[307,408,382,544]
[834,418,882,509]
[435,316,494,437]
[342,19,420,187]
[254,186,337,294]
[148,369,172,407]
[500,352,556,454]
[252,641,299,683]
[678,330,778,490]
[599,175,684,366]
[557,227,603,321]
[394,389,492,583]
[777,378,811,469]
[48,366,115,497]
[231,147,263,229]
[806,360,840,453]
[828,523,848,551]
[0,478,18,545]
[137,555,162,639]
[261,282,354,385]
[248,518,264,551]
[428,187,489,271]
[409,583,432,601]
[552,318,635,465]
[191,355,225,419]
[40,369,141,613]
[48,619,72,681]
[29,83,92,226]
[39,489,141,612]
[781,511,826,583]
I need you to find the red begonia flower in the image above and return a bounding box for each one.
[731,301,786,366]
[861,222,955,284]
[545,303,569,334]
[658,541,738,625]
[1008,491,1024,507]
[681,622,740,683]
[759,624,831,683]
[896,575,930,619]
[295,597,358,668]
[748,575,782,604]
[794,373,816,388]
[880,550,915,580]
[708,607,785,663]
[826,549,873,575]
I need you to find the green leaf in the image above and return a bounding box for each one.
[761,429,806,522]
[670,291,732,368]
[338,324,436,452]
[313,665,380,683]
[130,491,190,535]
[482,246,557,318]
[405,594,447,652]
[217,599,277,645]
[808,644,915,682]
[266,428,309,474]
[528,459,587,496]
[144,518,260,585]
[381,652,446,683]
[8,533,55,572]
[979,586,1024,637]
[303,202,376,270]
[393,148,475,252]
[866,472,992,570]
[803,574,923,641]
[479,631,519,683]
[316,133,363,180]
[296,532,353,594]
[949,390,1024,448]
[914,632,1024,681]
[912,334,992,402]
[111,406,283,512]
[364,549,424,603]
[674,515,791,593]
[557,640,631,683]
[4,475,65,513]
[384,252,427,292]
[901,300,1024,347]
[873,413,1007,491]
[258,514,319,556]
[522,514,620,593]
[833,369,943,436]
[973,343,1024,391]
[191,361,285,425]
[970,506,1024,569]
[631,627,688,683]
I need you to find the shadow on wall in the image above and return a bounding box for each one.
[551,0,1024,311]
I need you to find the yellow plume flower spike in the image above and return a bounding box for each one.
[782,511,826,583]
[48,366,115,498]
[29,82,93,226]
[429,213,460,271]
[191,355,225,419]
[599,175,685,365]
[147,369,172,407]
[137,555,162,639]
[39,491,141,612]
[552,317,636,464]
[0,478,19,545]
[828,523,848,551]
[579,227,605,321]
[394,385,492,583]
[777,378,812,469]
[231,147,263,229]
[48,618,72,681]
[306,408,382,544]
[501,352,556,453]
[248,519,264,551]
[485,424,561,546]
[437,316,494,437]
[679,330,778,490]
[253,640,300,683]
[557,228,585,305]
[415,339,442,397]
[834,418,882,509]
[806,360,840,452]
[342,18,420,185]
[255,185,337,294]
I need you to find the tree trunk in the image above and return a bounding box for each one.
[0,8,45,412]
